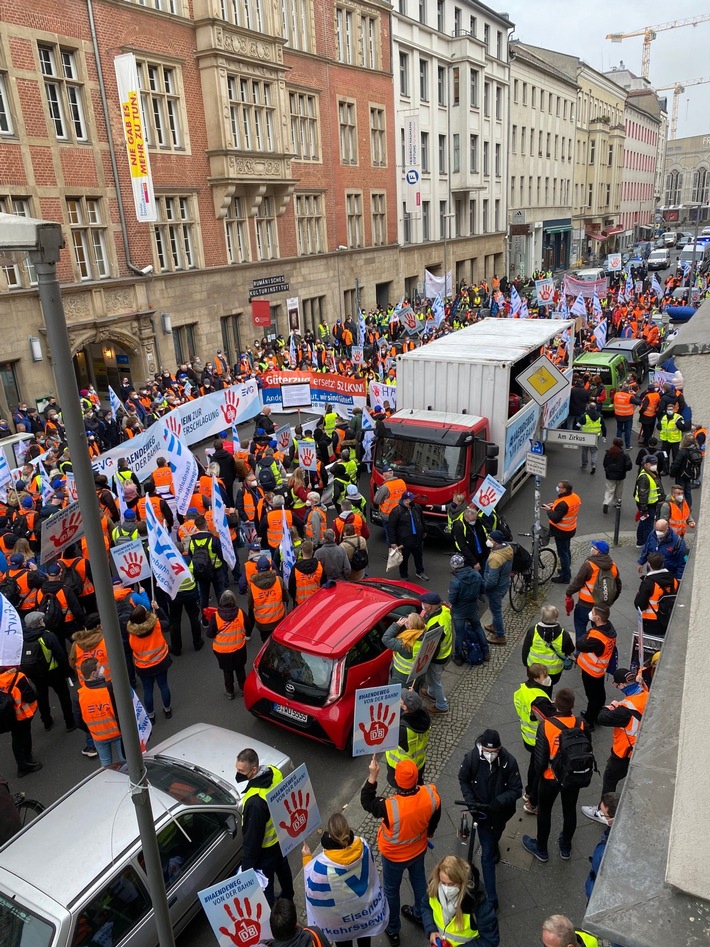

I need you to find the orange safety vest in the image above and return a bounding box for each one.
[576,628,615,677]
[0,670,36,721]
[578,561,618,605]
[667,499,691,537]
[293,562,324,605]
[78,682,121,741]
[551,493,581,532]
[266,509,292,548]
[41,587,72,623]
[138,495,164,523]
[611,690,649,758]
[377,784,441,861]
[82,515,111,554]
[60,556,94,596]
[304,507,328,544]
[212,612,247,653]
[178,521,200,545]
[73,639,111,684]
[17,585,42,613]
[243,558,263,586]
[641,391,660,417]
[379,478,407,517]
[250,578,285,626]
[189,492,207,515]
[333,513,366,541]
[242,489,265,523]
[152,466,174,491]
[641,576,679,621]
[613,391,635,417]
[15,510,39,540]
[199,475,215,498]
[541,714,579,779]
[9,569,32,599]
[130,622,169,669]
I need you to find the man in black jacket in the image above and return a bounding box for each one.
[20,612,75,732]
[211,437,238,501]
[388,492,428,581]
[458,728,523,911]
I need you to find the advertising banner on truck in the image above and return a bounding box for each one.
[503,400,540,483]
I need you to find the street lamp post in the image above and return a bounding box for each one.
[0,213,176,947]
[682,201,703,277]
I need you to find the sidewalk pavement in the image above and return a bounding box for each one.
[294,527,661,946]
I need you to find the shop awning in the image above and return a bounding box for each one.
[603,225,623,237]
[586,232,606,241]
[544,225,573,234]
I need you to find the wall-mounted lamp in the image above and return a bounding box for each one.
[161,312,172,333]
[102,345,114,361]
[29,336,43,362]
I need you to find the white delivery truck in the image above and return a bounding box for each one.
[370,318,574,535]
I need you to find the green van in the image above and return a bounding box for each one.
[573,352,629,413]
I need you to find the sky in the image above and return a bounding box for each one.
[501,0,710,140]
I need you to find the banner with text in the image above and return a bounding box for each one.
[40,500,85,564]
[266,763,321,857]
[368,381,398,411]
[259,371,367,417]
[114,54,157,222]
[563,275,608,299]
[352,684,402,757]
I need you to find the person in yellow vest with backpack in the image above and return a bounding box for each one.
[206,590,252,699]
[521,605,576,685]
[419,592,453,716]
[514,664,556,816]
[385,689,432,788]
[20,611,76,733]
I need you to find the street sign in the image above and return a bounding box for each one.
[511,209,526,224]
[516,356,569,406]
[525,451,548,477]
[545,429,598,447]
[529,439,544,455]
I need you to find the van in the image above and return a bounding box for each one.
[573,352,629,413]
[647,248,670,270]
[679,243,706,266]
[662,232,677,248]
[574,267,605,282]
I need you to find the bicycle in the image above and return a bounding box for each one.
[508,528,558,613]
[12,792,45,828]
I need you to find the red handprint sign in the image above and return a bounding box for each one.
[299,446,315,469]
[119,551,144,580]
[218,898,263,947]
[277,428,290,450]
[476,485,497,507]
[358,701,396,746]
[165,414,183,439]
[401,308,417,330]
[48,510,82,547]
[221,389,241,424]
[538,283,553,303]
[279,790,310,838]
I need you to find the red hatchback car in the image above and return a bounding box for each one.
[243,578,426,750]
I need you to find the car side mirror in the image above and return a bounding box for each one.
[485,443,499,477]
[226,814,238,839]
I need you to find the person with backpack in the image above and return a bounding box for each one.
[634,551,679,636]
[58,544,96,616]
[13,496,40,554]
[513,664,556,816]
[112,509,140,546]
[20,611,75,733]
[205,590,252,699]
[458,729,523,911]
[669,433,702,508]
[659,483,695,537]
[637,517,687,580]
[0,663,41,777]
[523,688,594,863]
[39,561,86,644]
[602,437,633,514]
[256,447,286,495]
[564,540,622,642]
[576,605,617,732]
[448,552,488,667]
[187,516,225,612]
[581,668,649,826]
[340,523,368,581]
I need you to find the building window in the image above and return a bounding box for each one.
[531,86,536,108]
[538,130,543,156]
[302,296,325,335]
[255,196,278,260]
[153,195,196,272]
[422,200,430,240]
[38,44,86,141]
[496,31,502,58]
[419,59,429,101]
[295,192,325,255]
[483,23,489,49]
[494,143,500,176]
[66,197,109,281]
[452,67,459,106]
[483,82,490,117]
[605,183,611,206]
[587,183,593,207]
[453,133,460,172]
[418,0,425,24]
[469,14,477,35]
[470,68,478,107]
[544,177,549,202]
[453,7,461,34]
[511,125,517,153]
[280,0,312,52]
[289,91,319,161]
[438,134,446,174]
[360,16,378,69]
[495,85,502,120]
[398,0,405,13]
[469,134,478,173]
[540,90,545,112]
[220,313,243,365]
[0,360,21,410]
[483,140,489,175]
[0,74,14,135]
[513,79,519,104]
[335,7,354,64]
[225,196,250,264]
[589,139,595,164]
[536,176,541,202]
[437,66,446,106]
[494,198,500,230]
[346,192,363,247]
[402,203,411,243]
[131,0,180,11]
[521,125,526,155]
[437,0,444,31]
[172,323,198,365]
[399,52,409,96]
[482,198,488,232]
[469,198,476,234]
[371,192,386,246]
[421,131,430,172]
[546,132,551,157]
[522,82,527,105]
[339,100,357,164]
[0,197,36,288]
[439,200,447,238]
[227,75,275,152]
[370,106,386,167]
[136,60,183,150]
[692,167,709,204]
[608,144,613,167]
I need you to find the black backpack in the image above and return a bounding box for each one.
[0,574,21,607]
[39,591,64,633]
[655,582,678,635]
[0,672,19,734]
[511,543,532,574]
[592,566,619,607]
[59,559,84,598]
[682,446,702,481]
[345,539,369,571]
[258,461,277,492]
[549,717,597,789]
[191,541,215,580]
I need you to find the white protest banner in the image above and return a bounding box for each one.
[0,593,24,666]
[199,868,271,947]
[212,476,237,572]
[266,762,321,857]
[274,424,292,454]
[114,54,157,222]
[368,381,397,410]
[145,498,192,599]
[160,416,198,515]
[471,474,506,513]
[406,625,443,685]
[132,689,152,751]
[352,684,401,757]
[535,278,555,307]
[563,275,608,299]
[0,452,11,490]
[111,538,152,587]
[40,500,85,563]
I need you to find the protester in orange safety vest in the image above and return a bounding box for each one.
[659,484,695,537]
[564,539,621,642]
[0,664,41,776]
[150,456,174,495]
[262,495,292,567]
[127,604,172,721]
[544,480,581,584]
[361,755,441,940]
[206,590,253,698]
[59,544,97,615]
[633,552,679,636]
[287,541,325,605]
[247,556,288,642]
[303,493,328,547]
[70,626,111,685]
[612,384,640,450]
[77,657,124,767]
[576,605,617,730]
[373,467,407,547]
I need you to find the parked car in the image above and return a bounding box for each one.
[676,232,694,246]
[661,232,677,248]
[0,725,292,947]
[244,578,426,749]
[647,248,671,270]
[632,241,652,260]
[602,338,653,382]
[701,226,710,236]
[573,352,629,412]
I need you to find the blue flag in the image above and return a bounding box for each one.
[108,385,122,421]
[212,476,236,571]
[359,308,366,346]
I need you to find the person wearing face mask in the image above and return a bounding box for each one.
[658,403,687,462]
[634,551,679,636]
[513,664,556,816]
[421,855,500,947]
[543,481,581,584]
[633,455,663,547]
[522,604,576,683]
[482,531,514,646]
[576,605,617,731]
[564,541,622,643]
[583,793,620,902]
[581,667,648,825]
[77,657,123,768]
[458,729,523,911]
[234,747,293,906]
[667,435,701,516]
[636,517,687,580]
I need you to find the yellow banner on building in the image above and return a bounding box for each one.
[114,53,157,222]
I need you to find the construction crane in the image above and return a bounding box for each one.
[656,76,710,139]
[606,15,710,79]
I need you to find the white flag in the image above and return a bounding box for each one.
[361,406,375,431]
[145,498,191,599]
[593,320,607,350]
[510,286,521,316]
[592,291,603,321]
[571,293,587,317]
[160,419,198,515]
[432,293,445,328]
[212,475,236,571]
[520,298,530,319]
[280,507,296,584]
[0,593,23,666]
[108,385,122,421]
[625,274,634,297]
[0,452,11,490]
[131,689,152,752]
[651,273,663,297]
[114,473,128,519]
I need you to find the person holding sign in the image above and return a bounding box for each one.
[382,613,427,687]
[235,747,294,906]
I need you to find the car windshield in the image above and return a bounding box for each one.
[0,891,55,947]
[260,640,333,701]
[375,436,465,485]
[144,759,237,806]
[360,579,422,600]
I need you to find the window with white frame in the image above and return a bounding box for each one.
[38,44,87,141]
[227,75,275,152]
[339,100,357,164]
[0,197,36,288]
[483,81,490,117]
[295,192,325,255]
[422,200,430,240]
[494,142,500,176]
[419,59,429,101]
[371,192,386,246]
[255,196,278,260]
[436,0,444,31]
[153,195,197,272]
[219,0,262,31]
[421,131,429,172]
[280,0,312,52]
[370,106,386,167]
[452,134,460,173]
[495,85,502,120]
[136,60,183,150]
[131,0,179,11]
[225,196,250,264]
[0,74,14,135]
[469,134,478,173]
[289,91,319,160]
[438,134,446,174]
[470,68,478,107]
[437,66,446,106]
[66,197,109,281]
[336,7,354,64]
[483,140,489,175]
[399,52,409,96]
[346,192,363,247]
[360,16,378,69]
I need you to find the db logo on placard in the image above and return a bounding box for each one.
[279,790,310,838]
[48,511,82,547]
[220,390,241,424]
[119,552,143,580]
[359,701,396,746]
[219,898,263,947]
[277,430,290,450]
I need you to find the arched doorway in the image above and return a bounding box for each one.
[68,325,154,400]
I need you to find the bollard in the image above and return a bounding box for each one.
[613,500,622,546]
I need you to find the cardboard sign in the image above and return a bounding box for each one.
[274,424,293,453]
[406,625,443,684]
[40,500,85,563]
[111,538,152,586]
[352,684,402,757]
[266,763,321,857]
[471,474,506,512]
[199,869,272,947]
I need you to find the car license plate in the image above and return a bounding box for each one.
[273,704,308,725]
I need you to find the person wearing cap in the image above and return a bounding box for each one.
[633,454,664,547]
[345,482,367,517]
[419,592,453,715]
[458,729,523,911]
[239,542,270,596]
[449,552,489,666]
[483,530,514,646]
[247,556,288,642]
[543,481,581,585]
[373,467,407,548]
[361,753,441,946]
[388,492,428,582]
[564,540,621,642]
[385,689,432,787]
[581,668,649,825]
[39,561,86,643]
[112,509,140,546]
[19,611,75,733]
[13,496,40,553]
